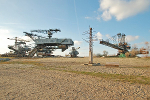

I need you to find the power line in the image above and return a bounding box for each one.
[74,0,80,39]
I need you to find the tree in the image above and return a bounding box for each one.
[145,42,150,50]
[103,50,108,56]
[144,42,150,57]
[96,53,102,57]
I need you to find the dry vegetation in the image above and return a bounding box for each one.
[0,57,150,99]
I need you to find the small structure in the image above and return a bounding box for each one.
[69,47,80,57]
[105,62,119,67]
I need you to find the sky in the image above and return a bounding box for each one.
[0,0,150,57]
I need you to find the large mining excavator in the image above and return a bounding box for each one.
[1,37,31,57]
[100,33,131,55]
[24,29,74,57]
[100,33,149,56]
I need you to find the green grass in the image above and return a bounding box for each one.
[63,70,150,85]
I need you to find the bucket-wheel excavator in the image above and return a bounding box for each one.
[24,29,74,57]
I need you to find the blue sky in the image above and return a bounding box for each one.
[0,0,150,57]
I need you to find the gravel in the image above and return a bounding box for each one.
[0,66,150,100]
[0,58,150,99]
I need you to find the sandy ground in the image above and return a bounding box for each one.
[0,57,150,100]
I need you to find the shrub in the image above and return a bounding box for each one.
[130,49,138,57]
[125,52,130,57]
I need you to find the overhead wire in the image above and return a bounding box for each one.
[74,0,81,40]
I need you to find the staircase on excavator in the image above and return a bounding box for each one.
[28,47,37,57]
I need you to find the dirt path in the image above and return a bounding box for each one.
[0,65,150,100]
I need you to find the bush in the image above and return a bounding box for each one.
[93,53,102,57]
[130,49,138,57]
[96,53,102,57]
[125,52,130,57]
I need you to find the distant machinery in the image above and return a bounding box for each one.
[24,29,74,57]
[1,37,31,57]
[139,48,149,54]
[100,33,131,55]
[69,47,80,57]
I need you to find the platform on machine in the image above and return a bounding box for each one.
[35,38,73,45]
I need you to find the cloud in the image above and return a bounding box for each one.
[0,29,14,53]
[134,42,145,46]
[106,34,111,38]
[21,36,33,42]
[96,32,102,40]
[85,17,92,19]
[126,35,139,42]
[101,11,112,21]
[99,0,150,21]
[4,23,19,25]
[0,29,10,34]
[96,15,101,21]
[74,40,82,45]
[84,14,101,21]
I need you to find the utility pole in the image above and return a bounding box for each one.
[89,28,93,64]
[83,27,97,64]
[82,27,100,66]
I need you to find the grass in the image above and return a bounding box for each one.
[0,61,45,67]
[63,70,150,85]
[0,57,14,59]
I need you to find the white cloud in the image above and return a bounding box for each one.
[21,36,35,48]
[99,0,150,21]
[101,10,112,21]
[0,29,34,54]
[0,29,10,34]
[85,17,92,19]
[0,29,14,53]
[74,40,82,45]
[96,15,101,21]
[96,32,102,40]
[126,35,139,42]
[4,23,19,25]
[106,34,111,38]
[21,36,33,42]
[134,42,144,46]
[85,16,101,21]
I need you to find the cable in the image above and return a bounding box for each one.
[74,0,80,39]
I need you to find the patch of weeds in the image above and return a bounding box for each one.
[54,66,67,68]
[0,60,7,63]
[62,70,150,85]
[131,66,150,69]
[0,61,45,68]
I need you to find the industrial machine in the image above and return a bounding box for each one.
[24,29,74,57]
[69,47,80,57]
[100,33,149,56]
[1,37,31,57]
[100,33,131,55]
